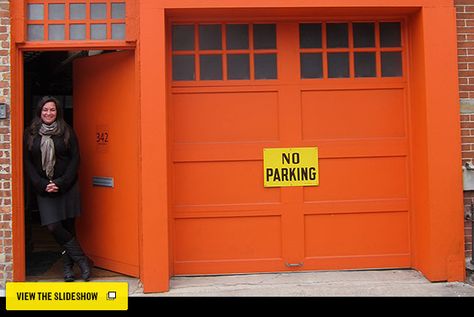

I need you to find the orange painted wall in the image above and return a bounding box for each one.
[138,3,170,292]
[408,8,430,278]
[408,6,465,281]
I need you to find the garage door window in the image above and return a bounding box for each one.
[172,23,278,81]
[299,21,403,79]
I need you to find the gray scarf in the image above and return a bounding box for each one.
[39,122,58,180]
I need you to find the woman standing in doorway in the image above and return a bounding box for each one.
[23,96,92,282]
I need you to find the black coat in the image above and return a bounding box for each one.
[23,128,80,196]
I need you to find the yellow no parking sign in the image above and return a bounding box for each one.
[263,147,319,187]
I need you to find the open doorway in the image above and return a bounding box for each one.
[23,50,129,281]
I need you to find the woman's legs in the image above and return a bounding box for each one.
[48,218,76,282]
[46,221,76,281]
[62,217,76,237]
[45,217,77,243]
[46,221,74,245]
[49,218,92,281]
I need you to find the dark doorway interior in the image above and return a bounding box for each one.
[24,51,81,127]
[23,50,123,281]
[24,51,79,279]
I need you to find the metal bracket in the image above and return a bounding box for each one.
[0,103,7,119]
[466,200,474,221]
[285,262,304,268]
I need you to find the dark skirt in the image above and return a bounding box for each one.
[36,180,81,226]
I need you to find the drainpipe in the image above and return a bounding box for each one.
[465,199,474,268]
[463,162,474,267]
[466,199,474,266]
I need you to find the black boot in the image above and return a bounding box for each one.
[61,250,75,282]
[63,238,93,281]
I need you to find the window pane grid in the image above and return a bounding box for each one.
[172,23,278,82]
[299,21,403,80]
[26,0,126,42]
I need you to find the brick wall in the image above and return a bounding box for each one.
[0,0,10,288]
[457,0,474,99]
[457,0,474,259]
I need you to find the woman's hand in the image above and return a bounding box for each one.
[45,181,59,193]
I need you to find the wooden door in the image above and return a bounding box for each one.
[170,20,410,275]
[73,50,139,277]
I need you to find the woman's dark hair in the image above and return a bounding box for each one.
[26,96,71,150]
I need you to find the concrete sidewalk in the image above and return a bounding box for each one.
[122,269,474,297]
[3,269,474,297]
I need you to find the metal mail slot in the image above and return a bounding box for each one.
[92,176,114,188]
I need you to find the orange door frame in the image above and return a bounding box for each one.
[10,0,138,282]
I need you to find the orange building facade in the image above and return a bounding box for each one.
[4,0,466,293]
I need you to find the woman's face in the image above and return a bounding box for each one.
[41,101,57,125]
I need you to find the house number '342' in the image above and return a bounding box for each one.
[96,132,109,144]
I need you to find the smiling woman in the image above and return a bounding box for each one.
[23,96,92,282]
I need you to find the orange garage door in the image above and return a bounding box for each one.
[170,20,410,274]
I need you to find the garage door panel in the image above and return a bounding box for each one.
[303,198,409,214]
[172,91,279,143]
[174,216,282,261]
[303,157,408,201]
[301,89,406,140]
[170,21,410,275]
[304,211,410,257]
[305,139,408,159]
[174,161,280,205]
[173,141,279,162]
